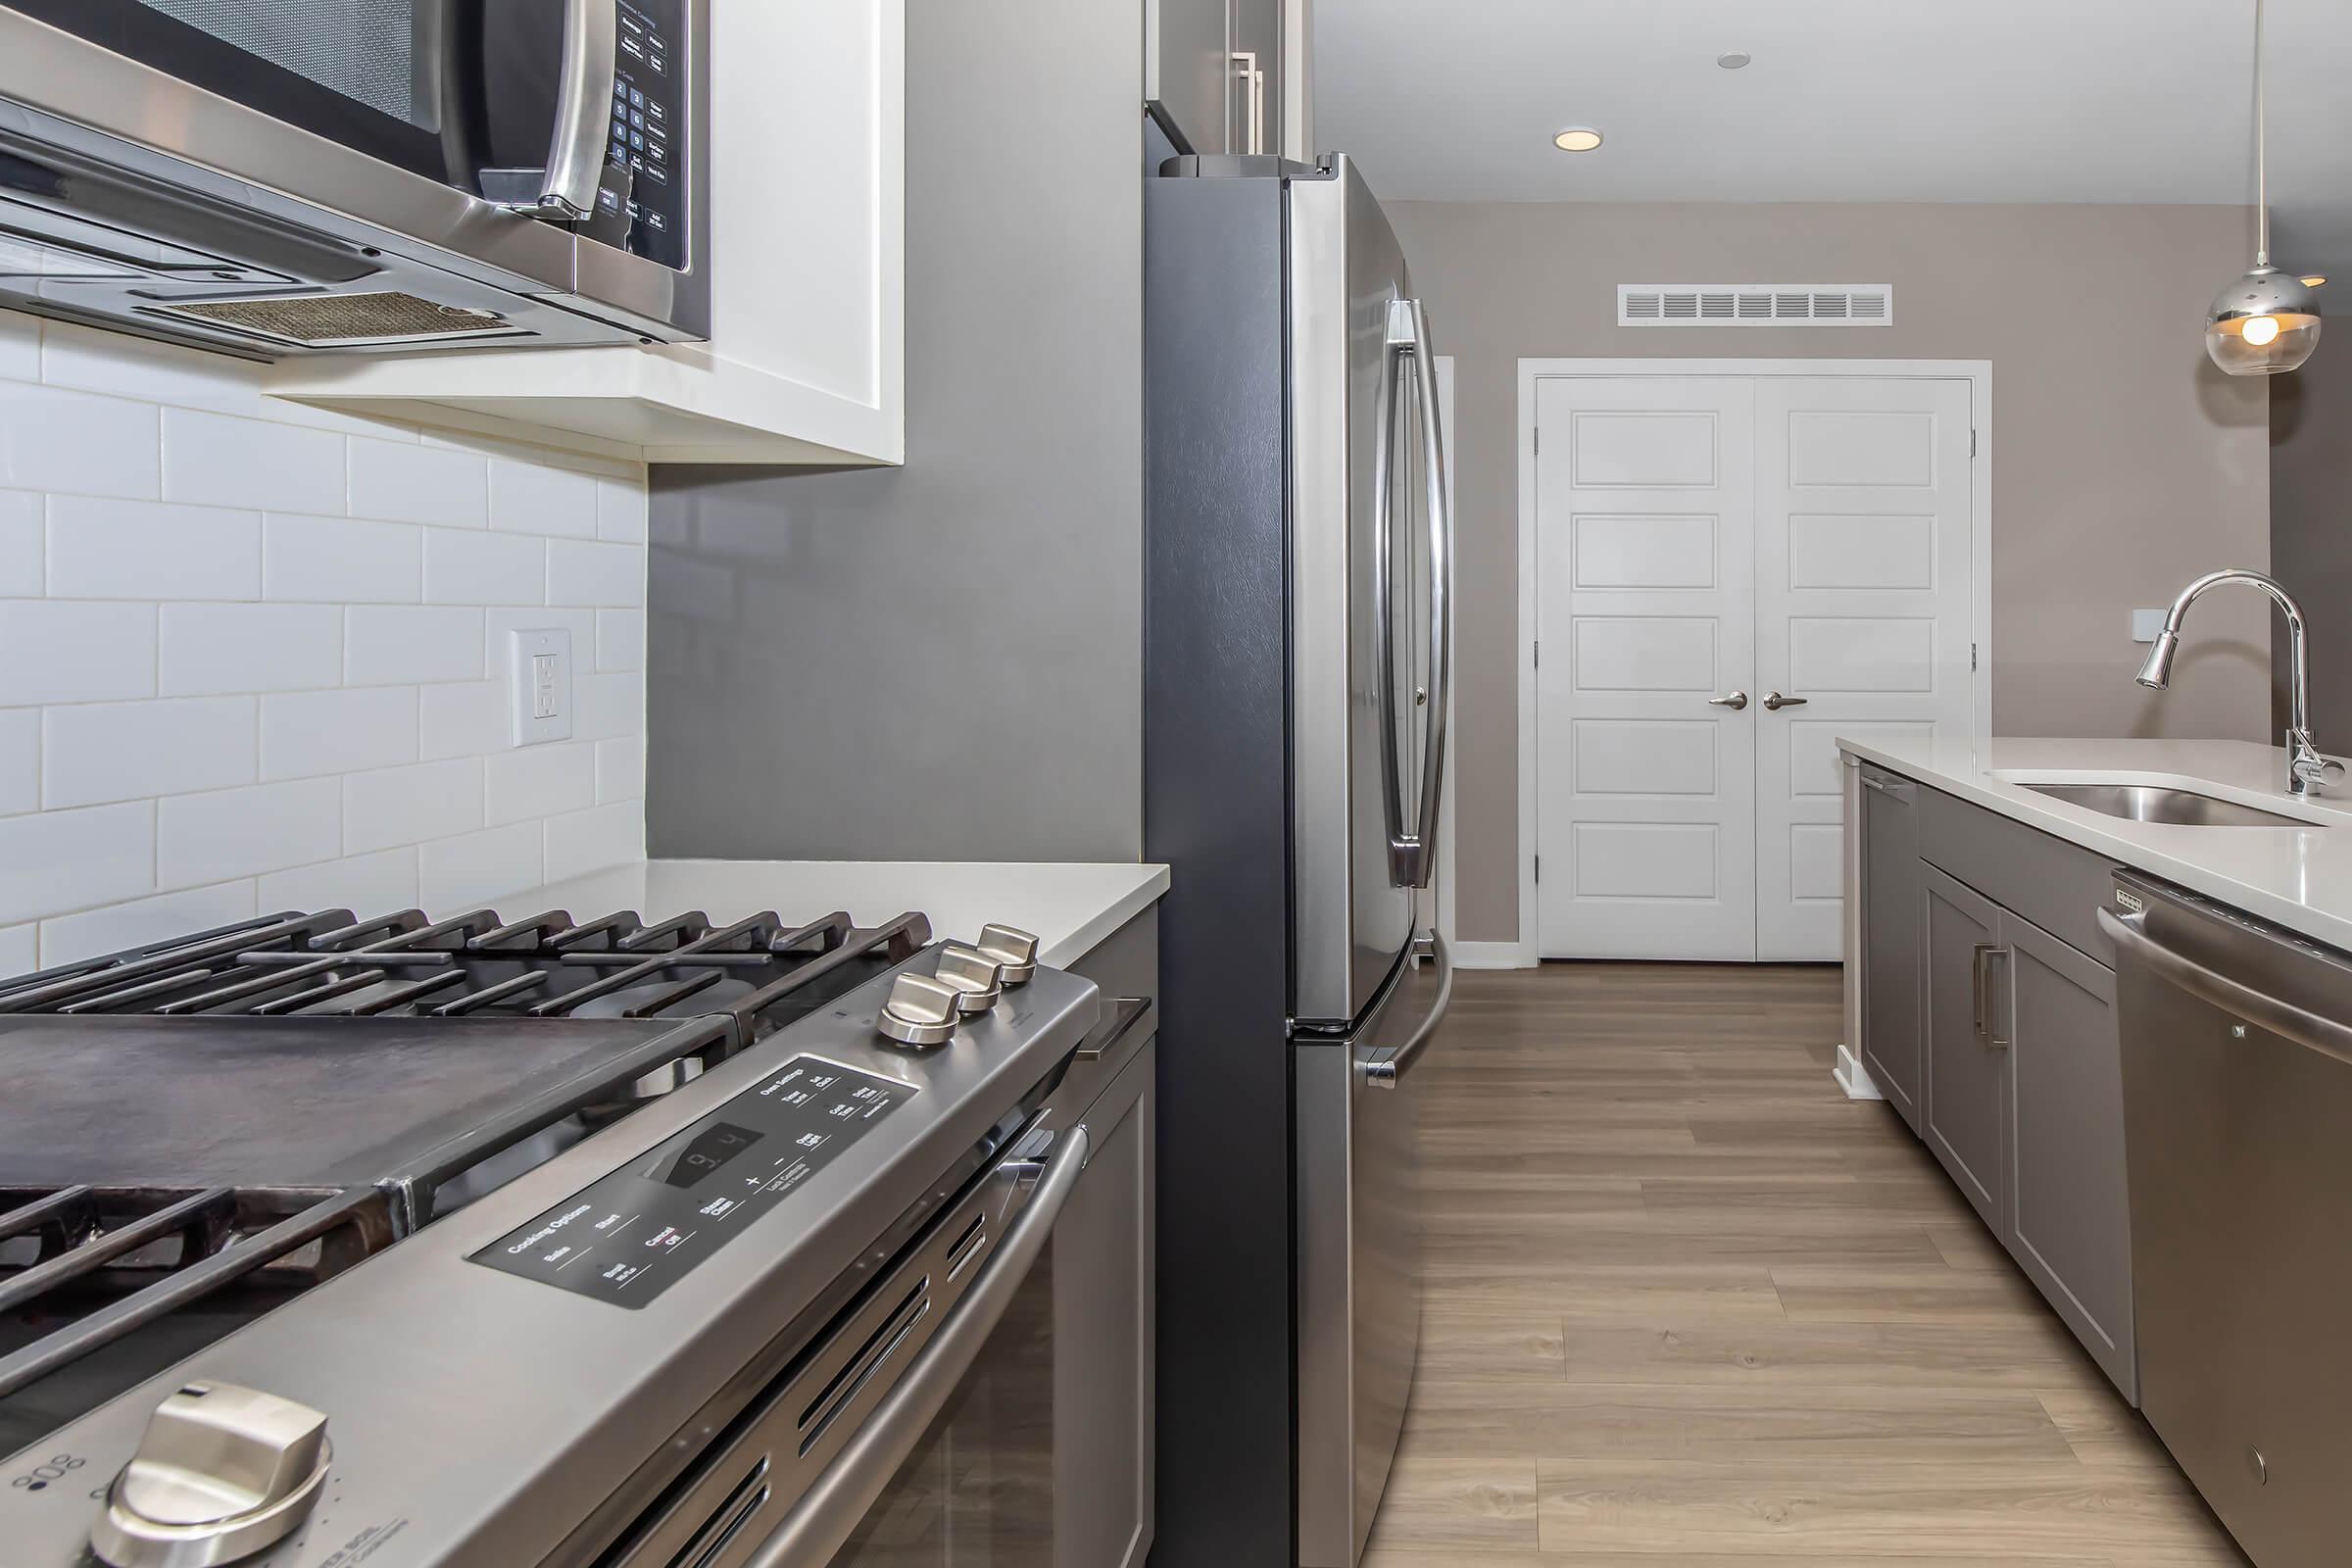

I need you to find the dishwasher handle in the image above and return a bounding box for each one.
[2099,906,2352,1065]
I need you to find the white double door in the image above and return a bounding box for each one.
[1536,371,1975,961]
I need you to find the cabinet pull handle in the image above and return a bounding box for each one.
[1986,947,2012,1050]
[1971,944,1993,1037]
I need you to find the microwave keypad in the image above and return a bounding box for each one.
[609,0,686,270]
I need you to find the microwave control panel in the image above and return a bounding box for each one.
[469,1056,912,1306]
[598,0,688,270]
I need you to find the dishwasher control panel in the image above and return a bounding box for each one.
[470,1056,912,1306]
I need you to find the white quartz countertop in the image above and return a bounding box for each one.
[434,859,1170,969]
[1838,735,2352,950]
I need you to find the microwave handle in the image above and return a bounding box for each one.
[733,1123,1091,1568]
[486,0,617,220]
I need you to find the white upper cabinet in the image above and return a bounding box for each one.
[267,2,905,466]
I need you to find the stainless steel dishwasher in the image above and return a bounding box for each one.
[2099,871,2352,1567]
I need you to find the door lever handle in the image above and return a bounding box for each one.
[1707,691,1749,710]
[1762,691,1808,710]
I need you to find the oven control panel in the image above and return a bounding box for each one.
[469,1055,911,1306]
[594,0,688,270]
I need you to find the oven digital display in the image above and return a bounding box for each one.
[648,1122,758,1189]
[468,1057,913,1307]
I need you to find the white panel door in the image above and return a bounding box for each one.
[1537,377,1757,959]
[1754,376,1974,959]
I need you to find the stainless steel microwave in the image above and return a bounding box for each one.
[0,0,709,357]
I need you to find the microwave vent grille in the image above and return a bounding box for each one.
[150,292,523,348]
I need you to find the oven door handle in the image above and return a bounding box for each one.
[488,0,617,220]
[735,1123,1092,1568]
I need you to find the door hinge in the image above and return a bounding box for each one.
[1535,856,1541,883]
[1533,640,1540,668]
[1533,427,1541,456]
[1971,642,1979,672]
[1970,428,1979,458]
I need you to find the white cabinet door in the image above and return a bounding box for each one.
[1537,376,1758,960]
[1753,377,1974,960]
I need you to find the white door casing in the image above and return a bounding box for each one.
[1525,362,1986,965]
[1535,375,1759,960]
[1753,376,1975,960]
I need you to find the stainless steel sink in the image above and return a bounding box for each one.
[2017,782,2318,828]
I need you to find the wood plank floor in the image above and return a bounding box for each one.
[1362,962,2248,1567]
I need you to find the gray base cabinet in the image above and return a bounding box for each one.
[1856,774,2136,1401]
[1859,768,1925,1129]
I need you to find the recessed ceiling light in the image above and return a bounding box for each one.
[1553,127,1603,152]
[1717,51,1752,69]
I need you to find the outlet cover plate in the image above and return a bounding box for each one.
[509,627,573,746]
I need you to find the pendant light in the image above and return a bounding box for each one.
[2207,0,2322,375]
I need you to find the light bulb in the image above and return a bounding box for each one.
[2243,316,2282,347]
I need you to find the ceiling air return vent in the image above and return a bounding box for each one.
[1618,284,1893,327]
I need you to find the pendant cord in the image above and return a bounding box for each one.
[2255,0,2270,266]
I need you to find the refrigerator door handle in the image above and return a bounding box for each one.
[1376,297,1452,890]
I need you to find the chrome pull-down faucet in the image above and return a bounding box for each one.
[2136,568,2344,799]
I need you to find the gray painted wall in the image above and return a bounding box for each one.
[2270,342,2352,745]
[645,0,1143,862]
[1384,199,2274,944]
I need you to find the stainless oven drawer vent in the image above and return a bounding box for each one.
[150,291,528,348]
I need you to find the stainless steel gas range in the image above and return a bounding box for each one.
[0,902,1152,1568]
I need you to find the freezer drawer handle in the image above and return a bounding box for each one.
[2098,906,2352,1063]
[1362,932,1454,1089]
[1373,297,1453,891]
[732,1125,1089,1568]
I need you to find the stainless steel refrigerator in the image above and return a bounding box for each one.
[1145,152,1456,1568]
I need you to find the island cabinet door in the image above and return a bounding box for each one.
[2001,913,2136,1401]
[1922,864,2009,1236]
[1859,768,1924,1130]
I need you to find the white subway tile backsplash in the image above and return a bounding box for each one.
[343,757,484,855]
[11,326,647,945]
[0,710,35,815]
[256,847,418,917]
[45,496,261,600]
[41,322,263,416]
[597,475,649,542]
[161,603,342,696]
[0,601,156,706]
[418,821,543,910]
[596,609,645,672]
[418,679,506,760]
[0,801,153,924]
[265,514,421,604]
[345,605,484,686]
[157,778,340,889]
[548,539,644,607]
[489,459,600,538]
[40,880,257,968]
[424,528,545,606]
[350,438,487,527]
[0,921,33,978]
[574,671,643,741]
[162,408,344,514]
[261,687,418,780]
[544,800,644,883]
[595,735,646,805]
[43,696,256,808]
[0,490,38,596]
[0,384,159,499]
[486,742,594,827]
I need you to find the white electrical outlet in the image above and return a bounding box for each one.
[2131,608,2169,644]
[509,628,573,746]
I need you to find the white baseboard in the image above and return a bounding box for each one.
[1449,940,1538,970]
[1833,1043,1885,1101]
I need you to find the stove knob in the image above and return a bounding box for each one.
[935,945,1004,1013]
[90,1381,331,1568]
[878,972,960,1047]
[974,923,1039,985]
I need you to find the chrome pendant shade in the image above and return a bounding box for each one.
[2207,0,2321,375]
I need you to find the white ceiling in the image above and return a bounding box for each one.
[1314,0,2352,262]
